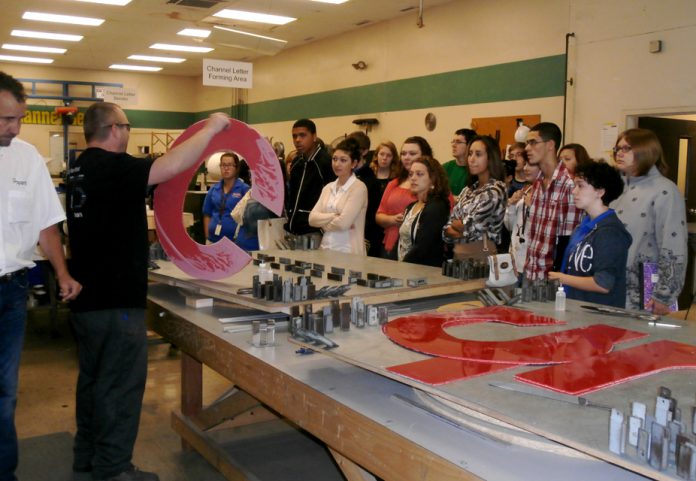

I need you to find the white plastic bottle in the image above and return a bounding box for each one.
[555,285,566,311]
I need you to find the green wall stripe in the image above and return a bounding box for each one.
[245,54,566,124]
[123,109,194,130]
[26,55,564,130]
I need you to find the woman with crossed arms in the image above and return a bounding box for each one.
[309,137,368,254]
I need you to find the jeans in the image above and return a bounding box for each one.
[71,308,148,480]
[0,271,28,481]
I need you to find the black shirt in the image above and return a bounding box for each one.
[354,163,383,257]
[66,147,154,312]
[285,145,334,235]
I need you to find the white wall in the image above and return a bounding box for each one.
[567,0,696,156]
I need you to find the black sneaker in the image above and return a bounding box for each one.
[101,466,159,481]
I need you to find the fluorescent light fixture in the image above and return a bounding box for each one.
[110,64,162,72]
[128,55,185,63]
[311,0,349,3]
[11,30,83,42]
[178,28,211,38]
[213,25,287,44]
[0,54,54,64]
[74,0,132,5]
[213,9,295,25]
[2,43,67,54]
[150,43,213,53]
[23,12,105,26]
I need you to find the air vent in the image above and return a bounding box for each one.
[166,0,223,8]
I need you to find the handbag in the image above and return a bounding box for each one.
[486,253,518,287]
[452,231,496,261]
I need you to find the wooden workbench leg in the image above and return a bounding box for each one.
[181,352,203,451]
[329,448,377,481]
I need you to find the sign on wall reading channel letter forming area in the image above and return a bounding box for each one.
[95,87,138,106]
[203,59,253,89]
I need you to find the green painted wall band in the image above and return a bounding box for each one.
[245,54,566,124]
[26,55,564,129]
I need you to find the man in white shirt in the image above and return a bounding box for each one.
[0,71,81,481]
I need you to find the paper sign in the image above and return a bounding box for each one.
[203,59,253,88]
[95,87,138,106]
[601,123,618,152]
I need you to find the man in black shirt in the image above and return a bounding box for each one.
[285,118,334,235]
[66,102,229,481]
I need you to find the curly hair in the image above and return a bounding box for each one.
[574,161,624,206]
[409,155,450,202]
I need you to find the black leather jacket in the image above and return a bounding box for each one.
[285,145,335,235]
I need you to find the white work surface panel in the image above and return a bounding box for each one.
[148,249,484,311]
[147,284,647,481]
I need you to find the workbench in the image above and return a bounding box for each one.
[147,250,696,481]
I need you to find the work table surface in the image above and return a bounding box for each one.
[147,245,696,481]
[148,283,652,481]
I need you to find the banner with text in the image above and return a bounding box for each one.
[203,59,253,89]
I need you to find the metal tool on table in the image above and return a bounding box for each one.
[293,327,339,350]
[488,381,612,410]
[580,304,669,323]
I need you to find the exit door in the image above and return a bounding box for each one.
[638,116,696,307]
[638,117,696,221]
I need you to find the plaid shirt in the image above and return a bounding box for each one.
[524,162,580,280]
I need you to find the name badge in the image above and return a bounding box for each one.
[214,224,222,236]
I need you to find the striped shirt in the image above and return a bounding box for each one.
[524,162,580,280]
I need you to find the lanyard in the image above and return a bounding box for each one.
[218,181,233,218]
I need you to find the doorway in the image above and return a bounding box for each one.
[636,115,696,308]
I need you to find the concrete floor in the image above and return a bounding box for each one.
[15,309,345,481]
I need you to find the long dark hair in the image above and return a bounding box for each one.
[466,135,505,185]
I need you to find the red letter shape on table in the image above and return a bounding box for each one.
[154,118,284,280]
[516,340,696,396]
[384,307,646,385]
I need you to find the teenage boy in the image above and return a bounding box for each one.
[442,128,476,196]
[548,162,632,307]
[523,122,580,280]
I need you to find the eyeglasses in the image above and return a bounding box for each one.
[612,145,632,155]
[451,140,466,145]
[103,123,131,131]
[220,163,236,168]
[525,138,548,147]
